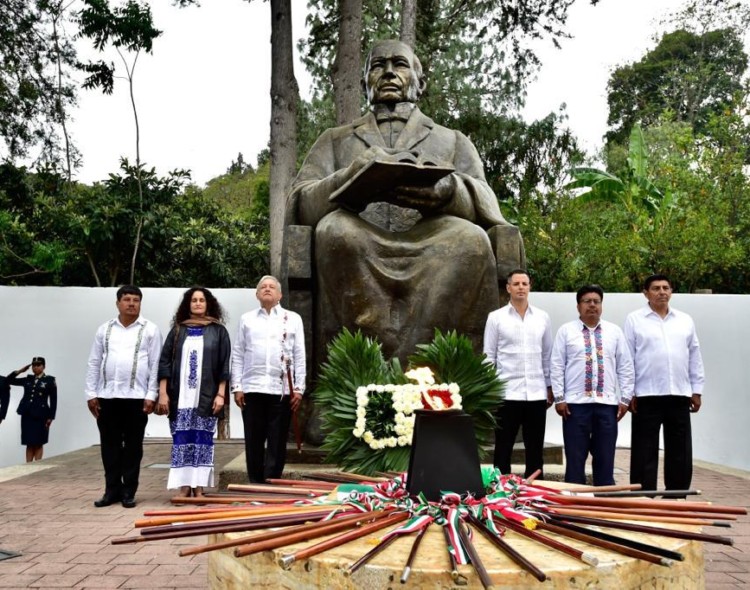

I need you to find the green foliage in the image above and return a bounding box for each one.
[567,124,671,220]
[606,27,748,146]
[521,107,750,293]
[0,161,269,287]
[314,328,503,475]
[76,0,162,93]
[315,329,406,475]
[456,109,584,212]
[296,95,336,167]
[0,0,78,164]
[409,330,504,455]
[203,156,269,217]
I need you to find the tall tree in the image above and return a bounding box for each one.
[400,0,417,48]
[0,0,78,167]
[76,0,162,283]
[268,0,299,276]
[606,27,748,146]
[331,0,362,125]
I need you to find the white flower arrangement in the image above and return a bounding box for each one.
[353,368,461,451]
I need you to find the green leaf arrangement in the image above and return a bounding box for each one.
[314,328,504,475]
[408,330,504,459]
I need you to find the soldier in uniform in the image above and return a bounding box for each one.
[9,357,57,462]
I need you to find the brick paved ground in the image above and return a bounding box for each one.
[0,441,747,589]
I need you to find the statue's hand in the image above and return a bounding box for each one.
[390,174,454,213]
[346,146,398,177]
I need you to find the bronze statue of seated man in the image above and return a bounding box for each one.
[287,39,521,363]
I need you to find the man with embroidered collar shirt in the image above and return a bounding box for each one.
[624,274,704,493]
[483,269,553,479]
[85,285,163,508]
[232,276,306,483]
[551,285,634,486]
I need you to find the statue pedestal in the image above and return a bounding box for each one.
[207,492,706,589]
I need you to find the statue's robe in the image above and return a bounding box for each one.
[289,107,510,363]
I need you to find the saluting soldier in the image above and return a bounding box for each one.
[9,357,57,462]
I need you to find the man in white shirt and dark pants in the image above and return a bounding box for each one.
[551,285,634,486]
[624,274,705,492]
[85,285,163,508]
[483,269,553,478]
[232,276,306,483]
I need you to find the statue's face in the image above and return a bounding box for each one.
[366,41,422,104]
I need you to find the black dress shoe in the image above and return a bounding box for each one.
[121,497,136,508]
[94,495,120,508]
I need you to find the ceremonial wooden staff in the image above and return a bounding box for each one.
[591,489,700,498]
[532,519,673,566]
[468,515,547,582]
[441,523,464,584]
[525,469,542,484]
[266,478,338,490]
[400,522,429,583]
[234,509,397,558]
[140,508,351,537]
[172,494,315,504]
[548,503,736,524]
[547,493,747,514]
[286,361,303,453]
[180,510,385,557]
[551,512,735,546]
[548,518,685,561]
[495,516,599,566]
[113,509,354,545]
[458,521,496,590]
[144,505,271,516]
[228,482,332,496]
[560,483,642,493]
[308,471,389,483]
[278,511,410,568]
[547,506,732,526]
[345,530,401,576]
[135,504,330,528]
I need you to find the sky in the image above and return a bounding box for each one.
[70,0,693,186]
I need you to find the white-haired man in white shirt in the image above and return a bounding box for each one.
[232,276,306,483]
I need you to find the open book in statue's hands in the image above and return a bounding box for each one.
[329,152,454,208]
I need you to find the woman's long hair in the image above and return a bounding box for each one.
[173,286,225,325]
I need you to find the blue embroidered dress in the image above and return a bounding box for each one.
[167,326,217,488]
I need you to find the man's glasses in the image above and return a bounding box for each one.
[579,299,602,305]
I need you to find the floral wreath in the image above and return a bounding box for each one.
[353,368,462,451]
[314,329,504,475]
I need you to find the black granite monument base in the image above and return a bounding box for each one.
[406,409,485,501]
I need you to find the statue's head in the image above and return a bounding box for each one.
[363,40,426,105]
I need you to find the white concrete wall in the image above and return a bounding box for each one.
[0,286,257,469]
[1,287,748,472]
[535,292,750,472]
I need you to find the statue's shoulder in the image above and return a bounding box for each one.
[326,113,373,138]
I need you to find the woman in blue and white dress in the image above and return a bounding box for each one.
[157,287,231,497]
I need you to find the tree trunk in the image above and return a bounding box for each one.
[332,0,362,126]
[269,0,299,277]
[400,0,417,49]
